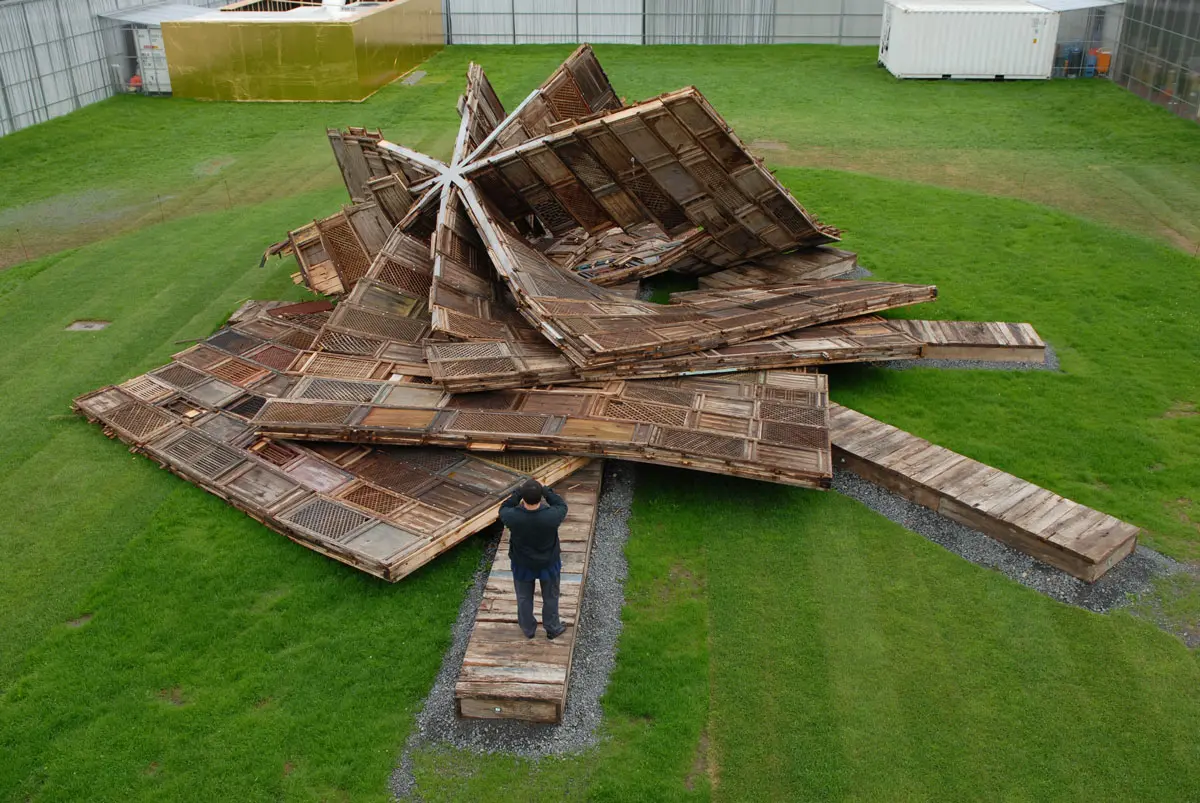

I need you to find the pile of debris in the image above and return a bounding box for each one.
[78,46,1112,588]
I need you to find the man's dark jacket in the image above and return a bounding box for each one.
[499,488,568,571]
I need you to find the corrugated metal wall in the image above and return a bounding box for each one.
[0,0,224,136]
[445,0,884,46]
[0,0,882,136]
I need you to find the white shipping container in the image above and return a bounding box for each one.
[134,27,172,94]
[879,0,1060,80]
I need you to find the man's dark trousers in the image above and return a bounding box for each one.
[514,572,563,639]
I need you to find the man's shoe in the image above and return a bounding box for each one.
[522,629,536,639]
[546,627,566,641]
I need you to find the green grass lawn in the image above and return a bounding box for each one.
[1,44,1199,802]
[2,46,1198,267]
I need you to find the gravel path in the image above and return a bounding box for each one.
[389,461,636,800]
[878,343,1060,372]
[833,468,1180,613]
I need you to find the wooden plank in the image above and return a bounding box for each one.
[458,696,559,723]
[829,403,1138,582]
[455,461,603,723]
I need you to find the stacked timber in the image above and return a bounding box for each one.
[75,44,1140,726]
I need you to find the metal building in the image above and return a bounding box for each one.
[443,0,886,46]
[1113,0,1200,121]
[0,0,225,136]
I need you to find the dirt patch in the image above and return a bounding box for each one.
[0,189,127,231]
[66,320,110,331]
[254,696,272,709]
[1167,498,1200,534]
[654,563,703,604]
[749,139,787,152]
[66,613,93,628]
[193,156,236,177]
[144,761,161,777]
[1163,401,1199,419]
[685,732,707,791]
[284,761,296,777]
[156,686,187,706]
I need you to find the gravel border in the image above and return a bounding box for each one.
[878,343,1060,373]
[389,461,636,800]
[833,468,1180,613]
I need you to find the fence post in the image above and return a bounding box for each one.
[0,60,15,135]
[20,4,51,124]
[53,0,83,111]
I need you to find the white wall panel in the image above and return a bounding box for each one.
[578,0,641,43]
[514,0,574,43]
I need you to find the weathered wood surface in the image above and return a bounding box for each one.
[461,86,838,260]
[72,302,588,582]
[697,246,859,289]
[550,223,689,286]
[455,461,603,723]
[328,126,439,199]
[889,319,1046,363]
[462,44,624,164]
[254,370,834,489]
[828,404,1138,582]
[297,188,935,392]
[458,187,936,369]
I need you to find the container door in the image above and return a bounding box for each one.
[879,5,893,61]
[135,27,172,94]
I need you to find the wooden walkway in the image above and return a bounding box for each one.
[456,461,603,723]
[888,319,1045,362]
[829,404,1138,582]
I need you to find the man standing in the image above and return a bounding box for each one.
[499,479,569,640]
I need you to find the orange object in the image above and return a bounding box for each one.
[1095,49,1111,74]
[129,74,143,89]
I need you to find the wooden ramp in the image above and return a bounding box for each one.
[888,319,1045,363]
[456,461,604,723]
[829,404,1138,582]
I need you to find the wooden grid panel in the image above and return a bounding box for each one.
[224,394,267,420]
[456,187,937,372]
[465,86,837,264]
[255,401,357,425]
[208,329,264,356]
[445,411,548,435]
[151,363,207,390]
[314,330,385,356]
[281,498,372,542]
[73,304,590,583]
[340,482,406,516]
[157,431,245,480]
[208,358,268,387]
[297,378,384,403]
[247,345,301,371]
[102,399,176,439]
[317,214,373,291]
[471,45,622,162]
[257,371,833,489]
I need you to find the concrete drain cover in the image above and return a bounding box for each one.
[66,320,110,331]
[401,70,426,86]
